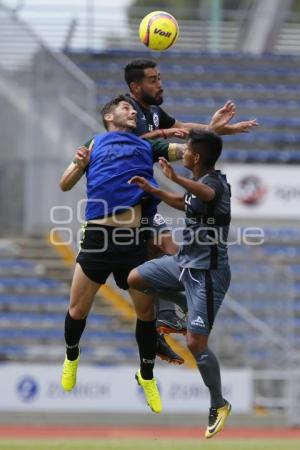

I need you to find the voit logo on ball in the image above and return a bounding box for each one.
[237,175,267,206]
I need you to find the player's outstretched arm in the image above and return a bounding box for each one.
[128,176,185,211]
[218,119,259,135]
[141,127,189,140]
[174,100,258,135]
[173,101,236,134]
[158,157,215,202]
[207,101,258,134]
[60,146,90,191]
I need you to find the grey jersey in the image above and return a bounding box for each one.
[175,170,231,270]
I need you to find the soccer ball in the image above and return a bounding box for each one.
[139,11,179,51]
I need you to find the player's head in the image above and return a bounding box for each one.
[183,130,223,170]
[124,59,163,106]
[101,95,137,131]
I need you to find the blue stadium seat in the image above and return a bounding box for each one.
[0,328,133,340]
[260,246,300,256]
[78,59,300,77]
[0,277,65,287]
[261,228,300,241]
[0,260,37,269]
[0,311,116,325]
[0,294,69,306]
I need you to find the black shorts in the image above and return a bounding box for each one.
[76,223,148,290]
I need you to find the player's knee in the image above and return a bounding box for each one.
[127,268,144,290]
[147,240,164,259]
[186,333,207,355]
[69,305,88,320]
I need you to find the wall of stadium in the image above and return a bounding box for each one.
[0,364,252,413]
[222,164,300,220]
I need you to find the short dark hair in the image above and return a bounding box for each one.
[124,59,157,87]
[188,129,223,167]
[101,94,130,130]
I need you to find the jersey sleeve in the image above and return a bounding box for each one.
[203,176,224,201]
[148,139,169,162]
[158,107,176,129]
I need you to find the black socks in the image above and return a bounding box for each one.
[135,319,157,380]
[64,311,86,360]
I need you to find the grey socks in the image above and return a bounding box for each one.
[195,347,225,409]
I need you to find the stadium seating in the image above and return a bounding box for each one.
[0,238,138,365]
[67,49,300,163]
[209,226,300,368]
[1,228,299,369]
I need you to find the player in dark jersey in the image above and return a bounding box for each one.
[128,130,232,437]
[123,59,257,336]
[124,59,258,139]
[59,96,183,407]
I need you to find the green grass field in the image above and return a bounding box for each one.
[0,440,300,450]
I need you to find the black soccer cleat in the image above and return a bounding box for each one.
[156,334,184,365]
[156,310,187,335]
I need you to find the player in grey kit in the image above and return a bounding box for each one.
[128,129,232,439]
[123,59,257,339]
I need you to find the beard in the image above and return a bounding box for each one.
[113,116,136,131]
[141,91,163,106]
[127,121,137,130]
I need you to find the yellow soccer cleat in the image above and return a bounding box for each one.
[204,399,231,439]
[135,370,162,413]
[61,352,80,391]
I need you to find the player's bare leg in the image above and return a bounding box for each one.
[61,263,100,391]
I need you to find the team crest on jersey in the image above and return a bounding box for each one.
[153,213,166,225]
[153,112,159,128]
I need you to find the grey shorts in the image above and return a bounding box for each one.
[137,255,231,335]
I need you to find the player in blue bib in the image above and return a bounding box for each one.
[59,95,185,411]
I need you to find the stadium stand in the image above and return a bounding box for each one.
[67,49,300,163]
[0,237,139,364]
[0,229,299,373]
[210,226,300,370]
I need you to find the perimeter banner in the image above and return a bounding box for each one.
[222,164,300,219]
[0,364,252,413]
